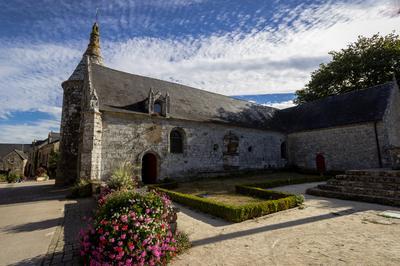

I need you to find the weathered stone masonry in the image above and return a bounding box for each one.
[100,112,286,181]
[57,80,83,185]
[287,123,383,171]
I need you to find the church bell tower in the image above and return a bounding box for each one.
[56,22,104,185]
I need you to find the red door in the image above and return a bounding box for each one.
[316,153,326,174]
[142,153,158,184]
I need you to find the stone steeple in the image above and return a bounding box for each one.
[67,22,104,81]
[57,22,104,186]
[84,22,101,58]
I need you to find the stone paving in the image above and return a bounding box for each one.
[42,198,95,266]
[0,181,95,266]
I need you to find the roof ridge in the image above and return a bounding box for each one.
[281,81,394,112]
[91,63,277,111]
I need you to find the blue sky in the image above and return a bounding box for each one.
[0,0,399,143]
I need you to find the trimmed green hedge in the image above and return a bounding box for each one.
[235,185,291,200]
[156,187,301,223]
[241,175,328,189]
[148,181,179,190]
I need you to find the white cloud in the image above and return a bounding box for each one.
[263,100,295,109]
[0,119,59,143]
[104,0,400,95]
[0,0,399,143]
[0,42,81,119]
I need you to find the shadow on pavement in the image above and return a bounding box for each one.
[191,208,358,247]
[4,217,63,233]
[0,182,69,206]
[176,203,233,227]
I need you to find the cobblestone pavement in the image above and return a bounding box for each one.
[42,198,95,266]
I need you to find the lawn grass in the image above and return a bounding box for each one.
[196,192,265,206]
[172,172,326,195]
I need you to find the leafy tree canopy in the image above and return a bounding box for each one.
[295,33,400,104]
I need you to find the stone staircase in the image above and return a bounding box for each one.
[306,169,400,206]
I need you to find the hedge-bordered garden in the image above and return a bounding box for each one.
[152,175,328,222]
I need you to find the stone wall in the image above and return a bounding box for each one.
[1,151,27,176]
[56,80,83,185]
[287,123,383,171]
[99,112,286,181]
[382,83,400,167]
[79,110,102,180]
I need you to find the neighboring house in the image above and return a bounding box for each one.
[0,144,31,176]
[26,132,60,178]
[56,22,400,186]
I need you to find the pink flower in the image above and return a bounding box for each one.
[114,225,119,231]
[120,215,128,223]
[121,233,126,239]
[141,251,147,258]
[128,242,135,251]
[118,241,123,246]
[109,238,115,243]
[146,209,151,214]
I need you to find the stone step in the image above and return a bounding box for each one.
[345,169,400,178]
[334,174,400,184]
[317,184,400,199]
[306,187,400,207]
[327,179,400,190]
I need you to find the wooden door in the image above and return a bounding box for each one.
[142,153,158,184]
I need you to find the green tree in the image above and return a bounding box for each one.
[48,150,59,179]
[295,33,400,104]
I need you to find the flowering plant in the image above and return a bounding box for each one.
[80,190,178,265]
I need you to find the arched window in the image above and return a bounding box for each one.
[281,141,287,159]
[224,132,239,155]
[154,101,162,114]
[170,129,184,154]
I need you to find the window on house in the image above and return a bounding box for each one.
[281,141,287,159]
[154,101,162,114]
[170,129,184,153]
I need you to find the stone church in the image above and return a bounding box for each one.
[56,23,400,185]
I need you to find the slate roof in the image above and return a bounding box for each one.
[274,82,394,133]
[89,63,394,133]
[0,144,31,160]
[14,150,28,160]
[91,64,278,130]
[48,132,60,144]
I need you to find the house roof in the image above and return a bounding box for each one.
[91,63,278,130]
[274,82,395,133]
[0,144,31,160]
[14,150,28,160]
[48,132,60,144]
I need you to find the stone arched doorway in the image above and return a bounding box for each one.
[141,153,158,184]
